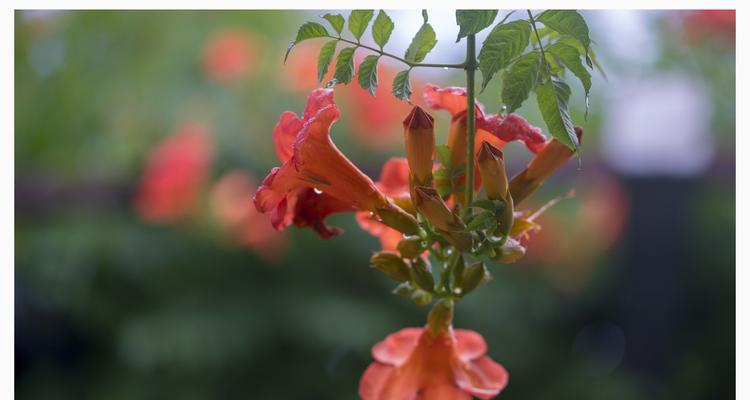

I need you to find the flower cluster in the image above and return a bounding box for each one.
[254,84,580,398]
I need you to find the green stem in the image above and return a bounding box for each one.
[527,10,548,65]
[464,34,477,209]
[330,36,465,69]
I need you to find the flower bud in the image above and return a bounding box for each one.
[476,141,509,201]
[509,127,583,206]
[392,281,412,297]
[376,203,419,235]
[403,106,436,184]
[450,255,466,290]
[411,289,433,307]
[410,257,435,292]
[447,114,468,167]
[370,252,410,282]
[412,186,464,232]
[460,261,490,295]
[492,238,526,264]
[496,194,514,237]
[397,235,425,259]
[427,298,454,337]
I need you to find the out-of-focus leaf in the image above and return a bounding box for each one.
[455,10,498,42]
[501,51,540,114]
[478,20,531,91]
[317,40,338,83]
[535,76,578,151]
[435,145,452,168]
[357,55,380,96]
[322,13,345,35]
[372,10,395,49]
[333,47,356,84]
[537,10,591,55]
[348,10,374,40]
[286,22,329,62]
[404,23,437,63]
[392,69,412,101]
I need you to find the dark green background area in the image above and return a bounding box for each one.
[15,10,734,399]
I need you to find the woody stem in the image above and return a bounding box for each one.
[464,34,477,210]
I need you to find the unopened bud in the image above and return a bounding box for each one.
[410,257,434,292]
[411,289,433,307]
[447,113,468,167]
[392,281,412,297]
[412,186,465,232]
[397,236,424,259]
[496,195,514,237]
[427,298,454,337]
[477,141,509,200]
[509,127,583,206]
[460,262,490,295]
[403,106,435,184]
[376,203,419,235]
[492,238,526,264]
[370,252,410,282]
[451,255,466,290]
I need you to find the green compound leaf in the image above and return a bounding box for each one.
[348,10,374,41]
[333,47,356,85]
[537,10,591,55]
[501,51,541,114]
[478,20,531,92]
[545,42,592,108]
[535,76,579,151]
[286,22,329,62]
[322,13,345,35]
[357,55,380,96]
[372,10,395,49]
[455,10,498,42]
[405,23,437,63]
[316,40,338,83]
[392,69,412,101]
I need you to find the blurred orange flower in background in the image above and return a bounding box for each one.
[681,10,735,45]
[202,29,260,82]
[360,327,508,400]
[134,121,214,223]
[210,170,286,260]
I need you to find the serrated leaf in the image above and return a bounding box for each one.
[537,10,591,55]
[372,10,395,49]
[323,13,345,35]
[333,47,356,84]
[478,20,531,92]
[348,10,374,40]
[545,42,591,99]
[435,145,452,168]
[392,70,412,101]
[317,40,338,83]
[456,10,498,42]
[501,51,540,114]
[558,36,607,78]
[467,211,495,230]
[405,23,437,63]
[535,76,578,151]
[286,22,330,62]
[357,55,380,96]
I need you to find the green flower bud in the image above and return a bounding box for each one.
[411,289,433,307]
[492,238,526,264]
[460,261,490,295]
[370,252,410,282]
[392,281,412,297]
[427,298,454,337]
[410,257,435,292]
[397,236,425,259]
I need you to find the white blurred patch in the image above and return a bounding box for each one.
[602,72,714,176]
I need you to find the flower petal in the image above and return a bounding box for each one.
[302,87,336,121]
[417,383,472,400]
[479,114,547,154]
[359,363,395,400]
[454,329,488,362]
[454,355,509,400]
[273,111,302,163]
[372,327,423,366]
[291,188,352,239]
[359,362,420,400]
[424,84,486,117]
[377,158,410,197]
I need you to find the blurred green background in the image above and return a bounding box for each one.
[15,10,734,399]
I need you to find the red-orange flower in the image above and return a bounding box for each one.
[134,122,214,223]
[254,88,414,238]
[360,327,508,400]
[202,29,259,82]
[210,170,286,260]
[424,83,547,155]
[356,158,412,251]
